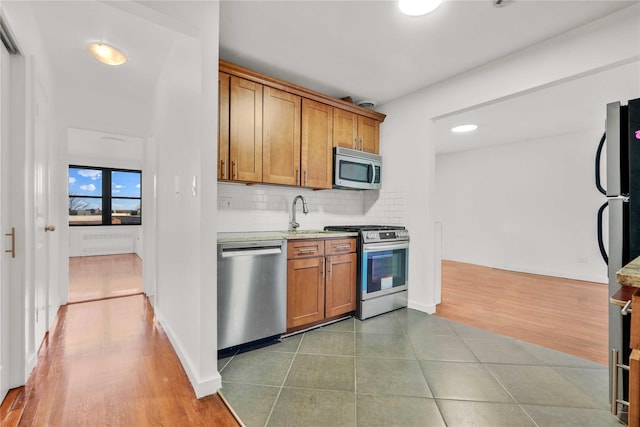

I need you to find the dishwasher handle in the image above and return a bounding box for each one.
[221,245,283,258]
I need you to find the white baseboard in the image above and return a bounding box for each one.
[407,300,436,314]
[154,308,222,398]
[25,350,36,381]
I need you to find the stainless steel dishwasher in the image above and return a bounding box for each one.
[217,239,287,351]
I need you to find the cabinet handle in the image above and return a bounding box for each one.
[296,168,300,185]
[221,158,227,179]
[622,300,633,315]
[298,248,317,254]
[232,159,237,180]
[304,170,307,186]
[328,257,332,278]
[359,137,363,151]
[322,257,325,279]
[5,226,15,258]
[353,138,357,150]
[333,245,351,251]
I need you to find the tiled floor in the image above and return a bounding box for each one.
[218,309,622,427]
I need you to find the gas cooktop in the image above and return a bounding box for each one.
[324,225,405,232]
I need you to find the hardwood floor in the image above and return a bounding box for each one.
[68,254,142,303]
[0,295,240,427]
[437,260,609,365]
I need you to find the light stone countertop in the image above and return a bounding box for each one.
[217,230,358,243]
[617,255,640,288]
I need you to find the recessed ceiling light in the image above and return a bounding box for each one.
[87,42,127,66]
[398,0,443,16]
[451,124,478,133]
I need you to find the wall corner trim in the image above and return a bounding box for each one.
[407,301,436,315]
[153,308,222,398]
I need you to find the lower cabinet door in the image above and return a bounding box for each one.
[287,257,325,329]
[325,253,357,318]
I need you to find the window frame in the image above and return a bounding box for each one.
[68,165,142,226]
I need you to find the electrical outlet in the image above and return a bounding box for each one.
[219,197,232,209]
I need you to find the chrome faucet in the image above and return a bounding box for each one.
[290,195,309,231]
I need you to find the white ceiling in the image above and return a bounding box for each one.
[21,0,640,154]
[219,0,634,106]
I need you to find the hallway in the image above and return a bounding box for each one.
[0,295,239,426]
[68,254,142,303]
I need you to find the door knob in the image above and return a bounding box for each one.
[44,225,55,232]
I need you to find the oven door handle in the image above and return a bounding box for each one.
[362,241,409,252]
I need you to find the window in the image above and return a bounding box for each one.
[69,166,141,226]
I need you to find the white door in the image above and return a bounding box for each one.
[0,38,12,402]
[33,82,50,350]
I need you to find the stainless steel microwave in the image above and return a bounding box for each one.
[333,147,382,190]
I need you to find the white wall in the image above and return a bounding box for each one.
[69,226,142,257]
[373,3,640,312]
[147,1,220,398]
[436,130,608,283]
[431,5,639,284]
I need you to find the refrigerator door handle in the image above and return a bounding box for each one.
[598,201,609,264]
[596,131,607,195]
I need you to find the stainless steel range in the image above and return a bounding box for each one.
[324,225,409,320]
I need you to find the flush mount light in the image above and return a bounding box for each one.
[451,124,478,133]
[399,0,443,16]
[87,42,127,66]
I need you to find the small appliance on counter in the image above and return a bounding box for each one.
[324,225,409,319]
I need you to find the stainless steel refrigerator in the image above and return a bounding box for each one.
[597,97,640,412]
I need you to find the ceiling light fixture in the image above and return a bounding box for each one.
[398,0,443,16]
[451,124,478,133]
[87,42,127,66]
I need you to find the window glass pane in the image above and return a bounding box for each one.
[111,198,141,225]
[68,198,102,225]
[112,171,141,198]
[68,167,102,197]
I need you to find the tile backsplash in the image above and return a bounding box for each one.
[217,182,405,232]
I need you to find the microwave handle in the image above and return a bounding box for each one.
[370,161,376,185]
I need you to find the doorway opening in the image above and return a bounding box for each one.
[67,161,144,304]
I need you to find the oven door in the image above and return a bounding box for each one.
[361,241,409,300]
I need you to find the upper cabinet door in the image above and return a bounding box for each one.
[218,72,230,180]
[263,87,301,186]
[333,108,358,150]
[230,76,263,182]
[302,99,333,189]
[358,116,380,154]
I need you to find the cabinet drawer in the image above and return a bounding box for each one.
[288,240,325,259]
[325,238,356,255]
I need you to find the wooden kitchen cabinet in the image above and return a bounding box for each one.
[333,108,358,151]
[229,76,263,182]
[333,107,380,154]
[218,72,230,180]
[301,99,333,189]
[219,60,386,186]
[358,115,380,154]
[325,238,357,317]
[263,87,301,186]
[287,240,325,328]
[286,238,356,330]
